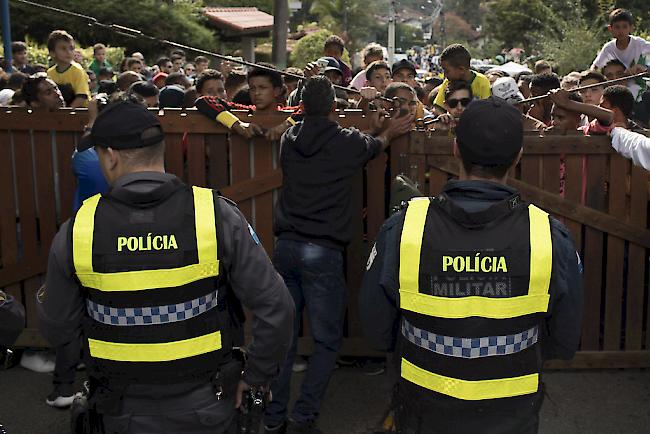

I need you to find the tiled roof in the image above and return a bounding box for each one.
[204,7,274,35]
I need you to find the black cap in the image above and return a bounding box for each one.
[318,57,342,76]
[77,100,163,152]
[455,97,523,166]
[392,59,417,77]
[159,85,185,109]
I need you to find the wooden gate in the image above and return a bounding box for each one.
[0,107,382,356]
[1,106,649,368]
[404,130,650,368]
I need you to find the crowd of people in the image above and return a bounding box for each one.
[0,6,648,434]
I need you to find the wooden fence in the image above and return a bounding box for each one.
[0,107,648,368]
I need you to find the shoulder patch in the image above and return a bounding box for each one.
[248,224,260,245]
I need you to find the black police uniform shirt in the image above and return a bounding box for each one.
[37,171,295,388]
[359,180,584,361]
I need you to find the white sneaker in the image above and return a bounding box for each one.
[46,389,79,408]
[20,350,55,373]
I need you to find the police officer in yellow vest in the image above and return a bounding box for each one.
[360,97,583,434]
[37,100,294,433]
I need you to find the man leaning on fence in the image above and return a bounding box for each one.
[360,97,584,434]
[263,76,413,433]
[36,99,294,433]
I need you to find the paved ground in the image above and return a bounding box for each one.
[1,362,649,434]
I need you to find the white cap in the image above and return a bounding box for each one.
[491,77,524,105]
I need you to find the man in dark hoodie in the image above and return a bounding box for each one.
[264,76,413,433]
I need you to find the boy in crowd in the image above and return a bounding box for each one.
[194,56,210,75]
[156,57,173,74]
[225,70,248,101]
[528,72,561,125]
[579,70,606,106]
[365,60,392,95]
[392,59,429,119]
[98,67,114,82]
[18,74,64,110]
[11,41,35,75]
[602,59,627,82]
[382,82,419,121]
[550,85,634,134]
[195,69,227,99]
[46,30,90,108]
[323,35,352,85]
[432,44,491,114]
[125,57,143,75]
[196,65,301,141]
[591,8,650,101]
[284,67,304,97]
[350,43,384,90]
[534,59,552,75]
[89,43,111,79]
[171,54,185,74]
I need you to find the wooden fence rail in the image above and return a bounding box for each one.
[1,107,649,368]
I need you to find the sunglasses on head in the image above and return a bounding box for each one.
[447,97,472,108]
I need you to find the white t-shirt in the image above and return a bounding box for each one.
[591,36,650,101]
[350,69,367,90]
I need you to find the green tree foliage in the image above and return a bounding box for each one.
[484,0,561,52]
[9,0,216,61]
[290,29,332,68]
[309,0,380,51]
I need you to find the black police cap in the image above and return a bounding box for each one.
[455,96,523,166]
[78,100,163,152]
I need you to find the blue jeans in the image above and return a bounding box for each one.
[265,239,347,425]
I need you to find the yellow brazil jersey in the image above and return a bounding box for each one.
[433,71,491,111]
[47,62,90,107]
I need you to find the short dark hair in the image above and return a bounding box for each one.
[171,54,183,63]
[247,63,283,89]
[194,56,209,65]
[445,80,473,101]
[118,130,166,168]
[126,57,142,68]
[117,71,143,91]
[128,81,159,98]
[603,85,634,118]
[302,76,335,117]
[47,30,74,52]
[284,67,304,83]
[7,72,27,91]
[225,71,247,90]
[21,73,51,105]
[514,71,533,83]
[579,70,606,85]
[610,8,634,26]
[195,69,224,94]
[165,72,189,87]
[384,82,415,100]
[11,41,27,55]
[566,92,584,104]
[440,44,471,68]
[232,85,252,105]
[530,73,561,92]
[156,57,171,68]
[93,43,106,54]
[324,35,345,52]
[365,60,390,80]
[170,49,186,58]
[183,86,198,108]
[534,60,551,74]
[603,59,626,73]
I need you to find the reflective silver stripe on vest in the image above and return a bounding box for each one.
[86,290,218,326]
[401,318,538,359]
